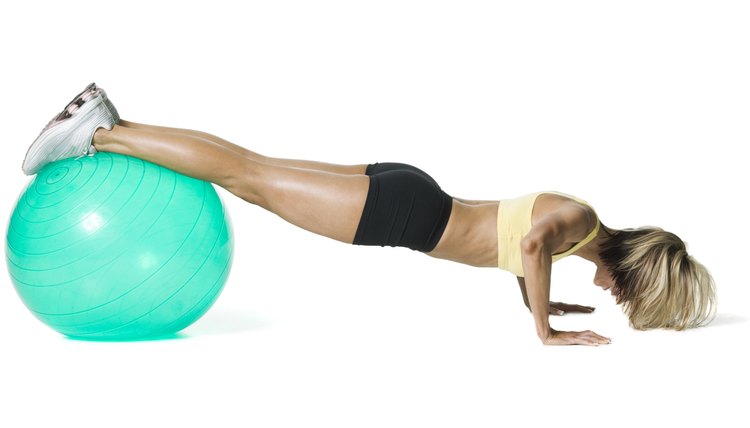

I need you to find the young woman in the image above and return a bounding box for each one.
[22,83,717,346]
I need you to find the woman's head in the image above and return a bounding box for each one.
[597,225,716,330]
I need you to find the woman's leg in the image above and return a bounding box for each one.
[118,120,368,175]
[92,125,369,244]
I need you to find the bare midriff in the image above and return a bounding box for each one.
[426,199,500,268]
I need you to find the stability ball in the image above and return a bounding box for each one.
[5,152,234,340]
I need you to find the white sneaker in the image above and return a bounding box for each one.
[22,82,118,176]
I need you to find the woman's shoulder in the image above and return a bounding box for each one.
[532,191,597,224]
[537,190,595,208]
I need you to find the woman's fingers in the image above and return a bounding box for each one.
[549,302,596,314]
[550,306,565,316]
[566,304,595,312]
[564,334,600,346]
[580,330,611,344]
[543,330,612,346]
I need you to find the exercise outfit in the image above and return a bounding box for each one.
[496,191,600,277]
[351,165,599,275]
[353,162,453,253]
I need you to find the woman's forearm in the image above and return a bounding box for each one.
[517,277,531,310]
[520,242,553,341]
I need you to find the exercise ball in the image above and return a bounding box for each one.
[5,152,233,340]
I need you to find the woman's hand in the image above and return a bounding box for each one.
[541,328,611,346]
[549,302,595,316]
[518,278,595,316]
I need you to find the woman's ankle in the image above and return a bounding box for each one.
[92,126,117,152]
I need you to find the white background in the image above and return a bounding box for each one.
[1,1,748,426]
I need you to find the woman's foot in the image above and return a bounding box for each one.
[22,82,119,176]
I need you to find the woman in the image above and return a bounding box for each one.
[22,83,717,346]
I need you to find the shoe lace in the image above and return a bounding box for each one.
[36,85,101,138]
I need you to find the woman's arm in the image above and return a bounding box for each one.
[520,207,610,346]
[517,276,595,315]
[517,277,531,310]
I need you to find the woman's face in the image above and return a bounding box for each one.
[593,265,618,298]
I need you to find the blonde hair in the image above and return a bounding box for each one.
[598,225,717,330]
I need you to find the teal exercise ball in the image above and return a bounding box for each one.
[5,152,234,340]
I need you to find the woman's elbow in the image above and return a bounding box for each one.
[521,236,543,255]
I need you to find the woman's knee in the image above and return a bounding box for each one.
[221,159,266,206]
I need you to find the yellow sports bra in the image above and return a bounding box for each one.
[497,190,600,277]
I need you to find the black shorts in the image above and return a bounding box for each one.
[353,162,453,252]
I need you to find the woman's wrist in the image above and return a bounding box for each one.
[535,319,551,340]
